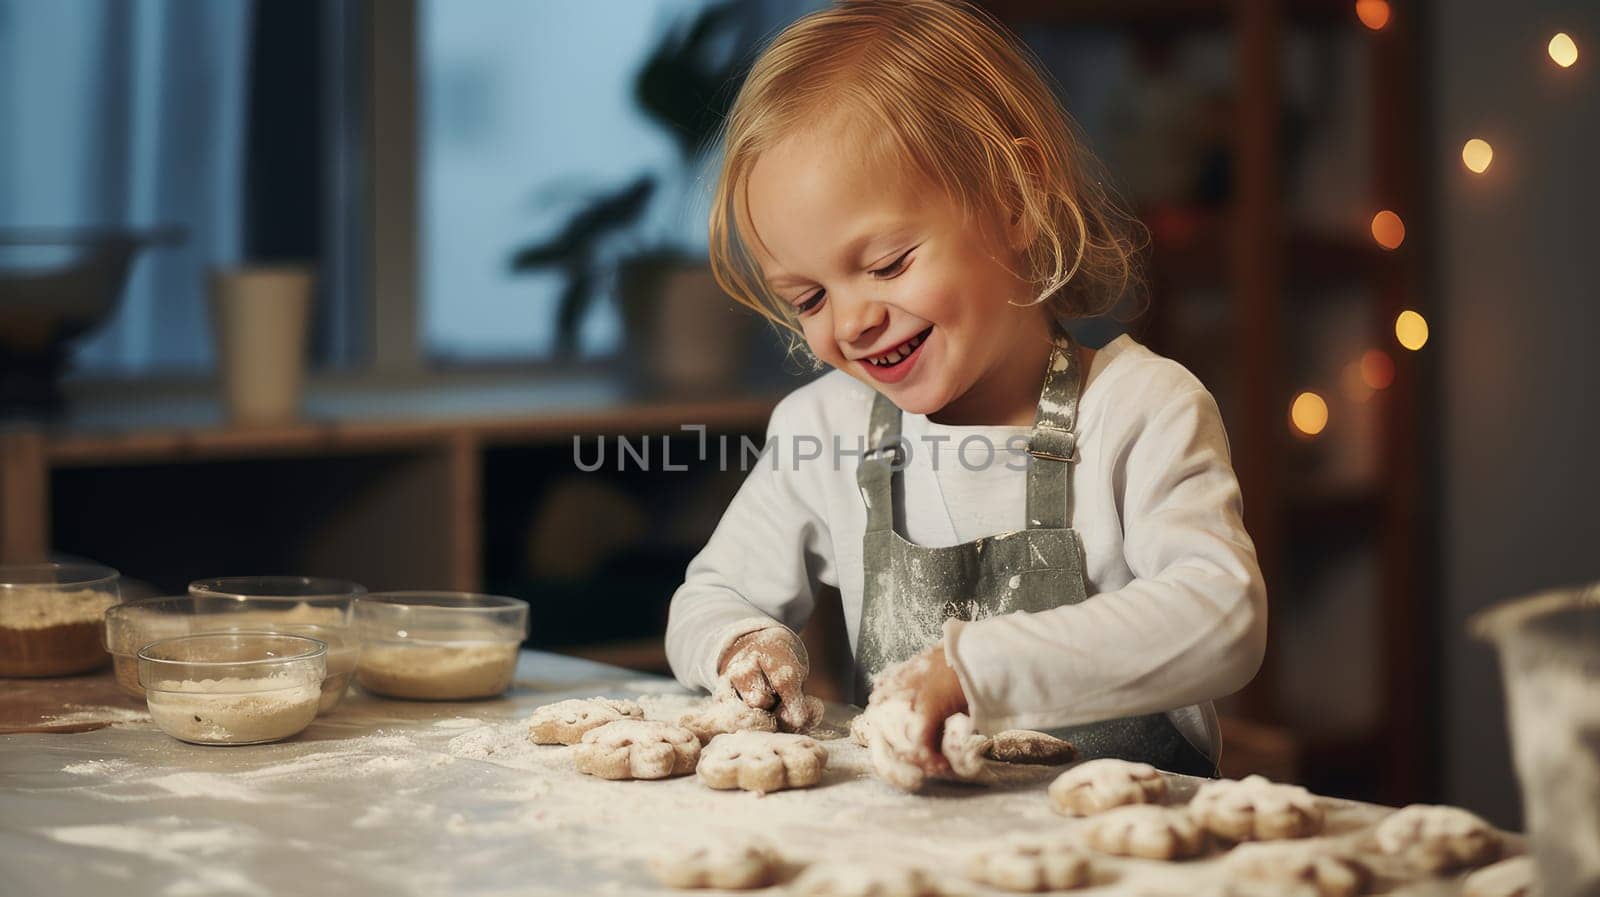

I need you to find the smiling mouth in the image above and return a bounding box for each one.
[865,327,933,368]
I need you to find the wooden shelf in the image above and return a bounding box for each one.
[0,382,783,598]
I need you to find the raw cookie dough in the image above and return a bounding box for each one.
[677,697,778,744]
[1188,774,1326,841]
[1048,758,1169,816]
[966,836,1092,892]
[697,731,828,795]
[573,719,701,780]
[791,863,941,897]
[1463,856,1539,897]
[1223,842,1372,897]
[1083,804,1208,860]
[527,697,644,745]
[648,841,782,890]
[1375,804,1502,873]
[984,730,1077,766]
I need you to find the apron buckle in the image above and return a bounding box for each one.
[1028,426,1078,463]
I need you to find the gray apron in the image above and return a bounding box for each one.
[853,334,1217,778]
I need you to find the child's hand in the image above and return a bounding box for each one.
[864,644,971,786]
[870,642,966,770]
[717,628,816,731]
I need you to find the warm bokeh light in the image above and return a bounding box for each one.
[1341,361,1375,403]
[1395,310,1429,351]
[1370,210,1406,250]
[1549,33,1579,68]
[1356,0,1390,31]
[1291,392,1330,437]
[1361,349,1396,390]
[1462,138,1494,174]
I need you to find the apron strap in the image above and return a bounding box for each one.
[1025,336,1082,530]
[856,391,903,535]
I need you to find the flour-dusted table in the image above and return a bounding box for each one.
[0,651,1504,896]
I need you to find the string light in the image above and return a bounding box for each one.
[1290,392,1329,437]
[1355,1,1390,31]
[1370,211,1406,250]
[1395,310,1429,351]
[1360,349,1396,390]
[1548,33,1579,68]
[1462,138,1494,174]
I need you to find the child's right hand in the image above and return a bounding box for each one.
[717,628,814,732]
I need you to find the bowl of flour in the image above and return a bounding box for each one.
[353,592,527,701]
[138,632,326,745]
[0,562,120,677]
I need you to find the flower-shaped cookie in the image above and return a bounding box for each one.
[526,697,643,745]
[1188,774,1326,841]
[573,719,700,780]
[648,840,782,890]
[1083,804,1208,860]
[677,697,778,745]
[697,731,828,794]
[1375,804,1501,873]
[791,863,940,897]
[966,836,1093,892]
[984,730,1077,766]
[1224,842,1372,897]
[1048,758,1168,816]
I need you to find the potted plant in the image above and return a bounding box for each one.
[510,2,757,389]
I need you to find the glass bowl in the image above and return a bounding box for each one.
[353,592,528,700]
[138,632,325,745]
[187,577,365,711]
[187,576,364,626]
[0,562,120,677]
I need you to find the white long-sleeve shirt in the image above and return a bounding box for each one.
[664,335,1267,759]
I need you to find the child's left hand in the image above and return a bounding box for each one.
[870,643,969,777]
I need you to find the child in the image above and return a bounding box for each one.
[665,0,1265,780]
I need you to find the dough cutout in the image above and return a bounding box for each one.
[1049,758,1168,816]
[984,730,1077,765]
[697,731,828,795]
[573,719,700,780]
[648,840,782,890]
[1224,842,1372,897]
[1375,804,1501,873]
[966,836,1092,892]
[677,697,778,744]
[1188,774,1326,841]
[791,862,941,897]
[526,697,643,745]
[1083,804,1208,860]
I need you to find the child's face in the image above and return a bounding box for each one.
[745,127,1051,422]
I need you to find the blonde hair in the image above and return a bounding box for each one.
[708,0,1145,359]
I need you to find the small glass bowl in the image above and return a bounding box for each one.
[0,562,121,677]
[353,592,528,701]
[138,632,326,745]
